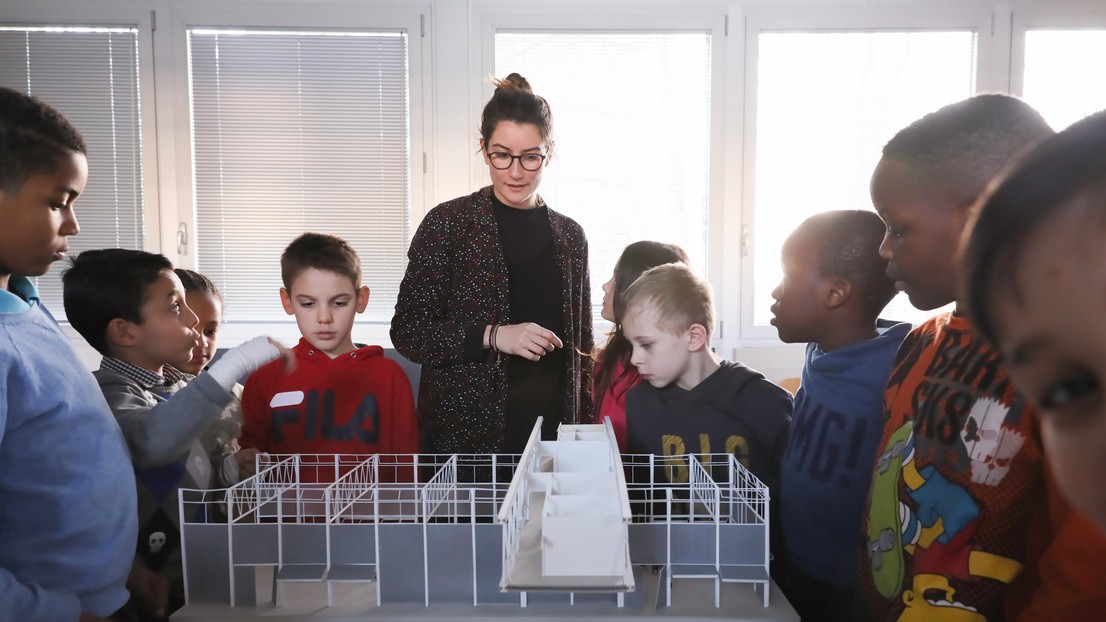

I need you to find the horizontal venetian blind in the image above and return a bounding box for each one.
[188,28,411,322]
[0,26,144,319]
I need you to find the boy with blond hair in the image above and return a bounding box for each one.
[622,263,791,523]
[240,233,418,467]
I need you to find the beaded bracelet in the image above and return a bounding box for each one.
[490,323,501,354]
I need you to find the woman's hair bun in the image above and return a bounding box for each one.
[492,72,533,94]
[480,72,551,145]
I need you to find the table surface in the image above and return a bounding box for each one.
[171,566,800,621]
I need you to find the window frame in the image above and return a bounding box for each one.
[471,3,731,346]
[163,0,432,347]
[738,5,999,343]
[10,0,1103,378]
[1011,4,1106,102]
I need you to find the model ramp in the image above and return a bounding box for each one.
[498,420,635,597]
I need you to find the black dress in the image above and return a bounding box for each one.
[491,193,568,452]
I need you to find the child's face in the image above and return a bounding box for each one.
[600,270,617,323]
[770,232,831,344]
[481,120,549,209]
[871,157,969,311]
[623,307,694,390]
[990,200,1106,535]
[0,152,87,284]
[126,270,201,373]
[280,267,369,358]
[179,291,222,376]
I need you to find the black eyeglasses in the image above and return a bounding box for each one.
[486,150,547,171]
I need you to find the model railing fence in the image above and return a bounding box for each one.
[178,439,772,609]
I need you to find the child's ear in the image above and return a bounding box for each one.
[824,278,852,310]
[279,288,295,316]
[687,323,709,352]
[106,318,138,348]
[355,286,370,313]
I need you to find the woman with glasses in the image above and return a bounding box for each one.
[391,73,593,455]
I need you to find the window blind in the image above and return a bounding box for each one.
[188,28,411,323]
[0,26,144,319]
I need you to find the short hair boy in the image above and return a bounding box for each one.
[770,210,909,621]
[858,94,1106,620]
[961,110,1106,539]
[621,263,791,551]
[0,87,137,621]
[62,248,284,613]
[240,233,418,472]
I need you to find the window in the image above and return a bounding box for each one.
[747,29,978,333]
[188,28,411,323]
[494,31,713,322]
[1022,29,1106,130]
[0,25,145,318]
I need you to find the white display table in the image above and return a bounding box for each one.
[172,566,799,621]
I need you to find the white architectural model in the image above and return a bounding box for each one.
[176,419,776,618]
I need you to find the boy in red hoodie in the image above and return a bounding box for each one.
[241,233,418,478]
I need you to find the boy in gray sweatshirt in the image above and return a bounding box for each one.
[63,248,292,616]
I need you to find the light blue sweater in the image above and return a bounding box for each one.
[0,278,137,620]
[780,322,910,589]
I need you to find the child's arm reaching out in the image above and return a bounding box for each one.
[107,336,290,470]
[206,337,294,392]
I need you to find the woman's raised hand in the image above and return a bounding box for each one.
[495,323,563,361]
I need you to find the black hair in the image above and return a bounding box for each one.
[281,232,361,291]
[962,109,1106,345]
[882,94,1054,208]
[479,73,553,148]
[790,210,896,318]
[174,268,224,308]
[594,241,690,413]
[0,87,87,192]
[62,248,175,355]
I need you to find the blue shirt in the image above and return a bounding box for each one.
[0,276,38,313]
[780,322,911,589]
[0,279,137,620]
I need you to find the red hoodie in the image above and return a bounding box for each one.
[241,339,418,464]
[593,358,638,451]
